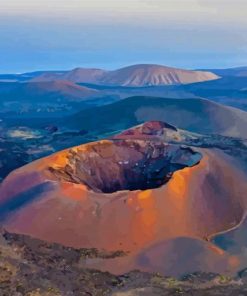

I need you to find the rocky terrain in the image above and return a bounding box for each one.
[2,227,247,296]
[0,123,98,182]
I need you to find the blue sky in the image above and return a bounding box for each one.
[0,0,247,72]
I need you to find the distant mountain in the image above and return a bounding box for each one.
[0,80,101,116]
[203,66,247,77]
[30,64,219,86]
[99,64,219,87]
[8,65,247,86]
[0,80,99,103]
[175,76,247,111]
[0,74,27,83]
[33,68,106,84]
[0,71,67,82]
[22,70,67,79]
[65,96,247,138]
[25,80,99,101]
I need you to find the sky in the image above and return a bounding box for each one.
[0,0,247,72]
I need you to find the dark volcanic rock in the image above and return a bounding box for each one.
[0,228,246,296]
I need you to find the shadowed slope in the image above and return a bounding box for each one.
[0,80,99,102]
[66,96,247,138]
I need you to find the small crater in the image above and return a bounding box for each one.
[49,140,202,194]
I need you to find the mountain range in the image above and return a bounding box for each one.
[202,66,247,77]
[1,63,247,119]
[1,64,219,86]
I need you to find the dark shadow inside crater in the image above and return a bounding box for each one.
[49,140,202,194]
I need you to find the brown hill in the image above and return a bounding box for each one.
[26,80,99,101]
[31,64,219,86]
[62,68,106,83]
[99,64,219,86]
[32,68,106,83]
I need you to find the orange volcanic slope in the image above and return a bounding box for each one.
[0,122,246,276]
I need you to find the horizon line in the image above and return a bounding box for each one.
[2,63,247,75]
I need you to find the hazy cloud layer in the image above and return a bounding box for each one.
[0,0,246,72]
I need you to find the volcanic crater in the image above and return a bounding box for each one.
[1,121,247,275]
[49,139,202,194]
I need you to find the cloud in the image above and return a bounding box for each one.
[2,0,247,27]
[0,0,246,71]
[141,0,247,24]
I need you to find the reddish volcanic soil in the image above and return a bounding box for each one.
[0,121,247,276]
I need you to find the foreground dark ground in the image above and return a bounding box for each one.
[1,228,247,296]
